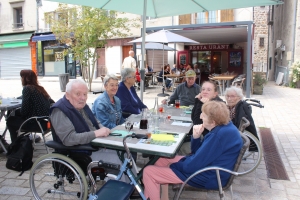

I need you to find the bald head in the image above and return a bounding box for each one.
[65,79,88,109]
[129,50,135,57]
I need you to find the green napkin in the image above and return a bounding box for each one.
[185,110,192,114]
[111,130,131,137]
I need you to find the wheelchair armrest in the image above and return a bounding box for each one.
[18,116,50,135]
[45,140,99,151]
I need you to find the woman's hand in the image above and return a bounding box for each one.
[95,127,110,137]
[200,97,209,103]
[193,124,204,139]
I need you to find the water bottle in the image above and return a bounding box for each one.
[152,97,160,133]
[153,97,159,115]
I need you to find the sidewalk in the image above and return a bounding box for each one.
[0,79,299,199]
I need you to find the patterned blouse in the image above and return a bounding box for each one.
[20,86,52,122]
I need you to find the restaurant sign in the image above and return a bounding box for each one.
[189,44,230,51]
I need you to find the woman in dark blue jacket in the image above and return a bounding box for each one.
[116,68,147,117]
[143,101,243,200]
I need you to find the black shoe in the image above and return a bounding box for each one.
[29,135,42,143]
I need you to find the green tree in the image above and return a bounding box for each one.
[46,4,139,90]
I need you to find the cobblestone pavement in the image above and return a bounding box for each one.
[0,78,300,199]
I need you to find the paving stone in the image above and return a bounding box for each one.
[0,186,29,195]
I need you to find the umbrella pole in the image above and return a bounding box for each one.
[140,0,147,101]
[157,44,169,97]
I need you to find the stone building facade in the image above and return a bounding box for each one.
[253,6,269,73]
[268,0,300,84]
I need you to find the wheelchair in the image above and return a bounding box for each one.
[29,134,147,200]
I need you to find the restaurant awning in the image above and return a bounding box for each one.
[32,34,56,42]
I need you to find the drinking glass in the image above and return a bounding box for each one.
[125,121,133,134]
[180,108,187,116]
[164,110,172,124]
[175,100,180,109]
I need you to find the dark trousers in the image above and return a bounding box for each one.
[6,111,41,143]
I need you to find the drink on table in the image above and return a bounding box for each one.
[140,119,148,129]
[158,106,164,113]
[175,100,180,109]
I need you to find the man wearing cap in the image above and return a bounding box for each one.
[162,70,200,106]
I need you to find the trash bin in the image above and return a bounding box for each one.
[58,73,69,92]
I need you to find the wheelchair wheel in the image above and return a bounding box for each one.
[30,153,88,200]
[241,131,263,174]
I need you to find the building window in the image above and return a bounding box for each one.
[259,37,264,47]
[13,7,23,28]
[196,11,218,24]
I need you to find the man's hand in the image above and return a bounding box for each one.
[193,124,204,139]
[161,99,167,104]
[94,127,110,138]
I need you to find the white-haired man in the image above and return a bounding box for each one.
[50,79,128,181]
[122,50,136,69]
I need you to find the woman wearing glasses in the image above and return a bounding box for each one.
[224,86,259,151]
[116,68,147,118]
[92,74,125,129]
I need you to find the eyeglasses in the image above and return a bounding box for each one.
[225,95,237,99]
[128,76,136,79]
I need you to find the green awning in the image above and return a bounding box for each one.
[0,32,33,48]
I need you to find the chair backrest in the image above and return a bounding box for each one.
[222,132,250,190]
[156,75,163,83]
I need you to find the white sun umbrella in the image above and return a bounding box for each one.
[47,0,283,100]
[129,30,199,96]
[136,43,176,73]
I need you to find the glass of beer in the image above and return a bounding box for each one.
[175,100,180,109]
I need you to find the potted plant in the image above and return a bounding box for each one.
[290,61,300,88]
[253,72,267,95]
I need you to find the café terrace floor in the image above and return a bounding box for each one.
[0,77,300,199]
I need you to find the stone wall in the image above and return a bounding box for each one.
[253,6,269,72]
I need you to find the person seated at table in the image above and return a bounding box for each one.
[116,68,147,118]
[50,79,129,182]
[224,86,259,151]
[147,65,153,72]
[171,64,182,74]
[143,101,243,200]
[92,74,125,129]
[162,70,200,106]
[159,65,172,91]
[5,69,54,145]
[194,64,201,84]
[178,81,224,155]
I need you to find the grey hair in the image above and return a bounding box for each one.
[121,68,135,81]
[66,79,88,93]
[103,74,119,86]
[224,86,244,100]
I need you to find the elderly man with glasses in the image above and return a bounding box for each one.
[116,68,147,118]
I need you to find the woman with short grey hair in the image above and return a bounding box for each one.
[224,86,244,100]
[121,68,135,82]
[92,74,125,129]
[103,74,119,86]
[224,86,259,151]
[116,68,147,117]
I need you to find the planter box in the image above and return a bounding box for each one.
[253,85,263,95]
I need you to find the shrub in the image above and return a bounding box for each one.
[290,61,300,88]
